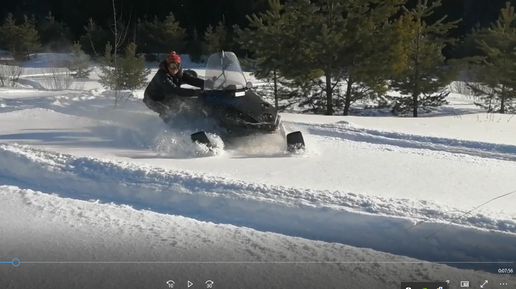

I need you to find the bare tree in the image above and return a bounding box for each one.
[0,62,23,87]
[39,59,76,90]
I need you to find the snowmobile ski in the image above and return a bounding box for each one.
[191,131,213,147]
[286,131,305,152]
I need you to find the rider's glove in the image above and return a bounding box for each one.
[204,79,215,89]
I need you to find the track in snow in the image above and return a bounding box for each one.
[0,143,514,273]
[291,120,516,162]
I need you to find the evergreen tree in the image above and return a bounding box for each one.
[185,27,207,63]
[161,12,187,52]
[97,42,128,107]
[236,0,293,110]
[0,14,22,59]
[134,17,155,56]
[21,15,41,59]
[79,18,111,56]
[389,0,461,117]
[282,0,351,115]
[118,42,151,90]
[135,14,186,56]
[204,18,230,54]
[98,42,150,91]
[68,41,92,78]
[336,0,409,115]
[98,42,119,90]
[467,2,516,113]
[0,14,40,61]
[37,11,72,51]
[240,0,406,115]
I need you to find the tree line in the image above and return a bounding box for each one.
[239,0,516,116]
[1,0,509,47]
[0,0,514,116]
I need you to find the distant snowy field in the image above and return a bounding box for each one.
[0,53,515,288]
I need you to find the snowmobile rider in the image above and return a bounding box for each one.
[143,51,205,119]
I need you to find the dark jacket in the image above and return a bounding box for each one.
[144,60,204,102]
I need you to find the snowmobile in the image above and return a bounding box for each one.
[187,51,305,152]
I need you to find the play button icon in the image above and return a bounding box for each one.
[187,280,193,288]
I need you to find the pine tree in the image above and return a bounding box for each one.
[284,0,352,114]
[236,0,294,109]
[0,14,21,59]
[0,14,40,61]
[98,42,150,91]
[68,41,92,78]
[161,12,187,52]
[204,18,230,54]
[134,18,150,55]
[243,0,406,115]
[186,27,207,63]
[346,13,412,112]
[119,42,150,90]
[134,14,186,56]
[79,18,111,56]
[335,0,408,115]
[467,2,516,113]
[98,42,119,90]
[20,15,41,60]
[38,11,72,51]
[389,0,461,117]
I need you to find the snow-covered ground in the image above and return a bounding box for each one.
[0,53,515,288]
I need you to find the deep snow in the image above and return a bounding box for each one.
[0,53,514,288]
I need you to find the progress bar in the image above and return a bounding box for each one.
[1,260,513,265]
[0,258,20,267]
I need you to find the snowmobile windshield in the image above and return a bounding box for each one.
[204,51,247,91]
